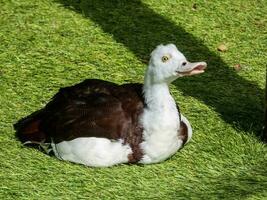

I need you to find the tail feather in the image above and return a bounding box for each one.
[14,109,48,144]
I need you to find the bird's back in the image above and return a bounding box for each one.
[14,79,145,151]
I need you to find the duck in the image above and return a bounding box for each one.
[14,44,207,167]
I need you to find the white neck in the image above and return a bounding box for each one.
[143,71,175,110]
[140,68,181,164]
[143,83,173,108]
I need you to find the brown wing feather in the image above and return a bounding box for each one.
[179,121,188,146]
[119,83,145,162]
[38,80,145,145]
[15,79,146,162]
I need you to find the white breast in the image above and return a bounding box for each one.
[139,97,183,164]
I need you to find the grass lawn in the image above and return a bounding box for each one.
[0,0,266,199]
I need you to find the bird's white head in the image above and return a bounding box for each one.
[145,44,207,85]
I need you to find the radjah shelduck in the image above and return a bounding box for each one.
[14,44,207,167]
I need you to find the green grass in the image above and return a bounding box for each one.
[0,0,266,199]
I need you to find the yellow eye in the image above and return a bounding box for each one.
[162,55,170,62]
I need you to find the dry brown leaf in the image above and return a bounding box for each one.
[234,64,241,72]
[217,44,228,52]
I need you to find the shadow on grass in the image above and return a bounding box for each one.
[56,0,264,137]
[209,162,267,199]
[171,160,267,199]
